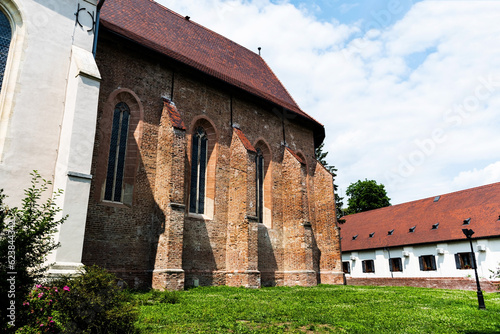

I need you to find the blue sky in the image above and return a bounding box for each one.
[158,0,500,206]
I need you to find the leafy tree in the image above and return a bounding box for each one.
[0,171,67,332]
[345,179,391,214]
[315,143,345,223]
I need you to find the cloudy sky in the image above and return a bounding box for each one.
[156,0,500,205]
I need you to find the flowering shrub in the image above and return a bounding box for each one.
[17,266,137,333]
[17,284,70,333]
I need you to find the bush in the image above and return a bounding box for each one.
[50,265,138,334]
[0,172,67,332]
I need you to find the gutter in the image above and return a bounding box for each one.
[92,0,107,58]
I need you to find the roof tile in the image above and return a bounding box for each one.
[100,0,321,128]
[341,182,500,252]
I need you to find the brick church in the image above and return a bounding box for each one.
[0,0,342,290]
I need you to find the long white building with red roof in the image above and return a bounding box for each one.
[341,182,500,291]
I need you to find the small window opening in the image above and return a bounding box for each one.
[387,229,394,236]
[434,196,440,202]
[389,258,403,272]
[419,255,437,271]
[352,235,358,240]
[432,223,439,230]
[409,226,416,233]
[463,218,471,225]
[369,232,375,238]
[362,260,375,273]
[342,262,351,274]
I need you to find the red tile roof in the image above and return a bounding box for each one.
[162,98,185,130]
[341,182,500,252]
[233,127,256,153]
[99,0,324,141]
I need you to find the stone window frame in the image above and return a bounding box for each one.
[96,88,143,208]
[189,126,208,214]
[187,117,217,220]
[253,139,272,228]
[0,0,25,162]
[0,8,12,92]
[103,102,131,202]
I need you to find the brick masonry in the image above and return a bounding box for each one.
[346,277,499,292]
[82,31,342,290]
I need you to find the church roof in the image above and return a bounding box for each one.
[99,0,324,144]
[341,182,500,252]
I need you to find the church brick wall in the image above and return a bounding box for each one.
[82,31,342,289]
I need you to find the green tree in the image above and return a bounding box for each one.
[345,179,390,214]
[0,171,66,332]
[315,143,344,223]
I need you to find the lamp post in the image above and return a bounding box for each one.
[462,228,486,309]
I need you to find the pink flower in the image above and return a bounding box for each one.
[23,301,29,306]
[63,286,70,292]
[36,285,42,288]
[38,292,44,298]
[54,288,58,292]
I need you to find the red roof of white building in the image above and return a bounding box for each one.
[341,182,500,252]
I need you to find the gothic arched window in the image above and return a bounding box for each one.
[189,127,208,214]
[0,9,12,92]
[104,102,130,202]
[256,148,264,223]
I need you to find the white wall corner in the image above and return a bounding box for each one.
[48,45,101,274]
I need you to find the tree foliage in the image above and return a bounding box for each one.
[314,143,344,223]
[345,179,391,214]
[0,171,67,332]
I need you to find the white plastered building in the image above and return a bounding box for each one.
[0,0,101,276]
[340,183,500,291]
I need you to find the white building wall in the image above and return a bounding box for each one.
[0,0,101,275]
[343,239,500,280]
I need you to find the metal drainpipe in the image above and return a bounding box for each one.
[92,0,107,58]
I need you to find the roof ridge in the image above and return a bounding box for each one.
[145,0,266,59]
[346,181,500,217]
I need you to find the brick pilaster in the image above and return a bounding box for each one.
[152,99,187,290]
[225,128,261,288]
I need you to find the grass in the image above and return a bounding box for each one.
[131,285,500,333]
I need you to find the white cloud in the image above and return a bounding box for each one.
[157,0,500,205]
[452,162,500,190]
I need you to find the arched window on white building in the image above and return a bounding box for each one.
[0,9,12,92]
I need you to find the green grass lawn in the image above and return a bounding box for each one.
[132,285,500,333]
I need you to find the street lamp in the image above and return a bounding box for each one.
[462,227,486,309]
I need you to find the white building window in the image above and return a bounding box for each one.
[362,259,375,273]
[455,252,473,270]
[389,258,403,272]
[0,9,12,92]
[419,255,437,271]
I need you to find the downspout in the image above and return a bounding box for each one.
[92,0,107,58]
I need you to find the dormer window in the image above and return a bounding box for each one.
[352,235,358,240]
[463,218,471,225]
[387,229,394,236]
[432,223,439,230]
[409,226,416,233]
[369,232,375,238]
